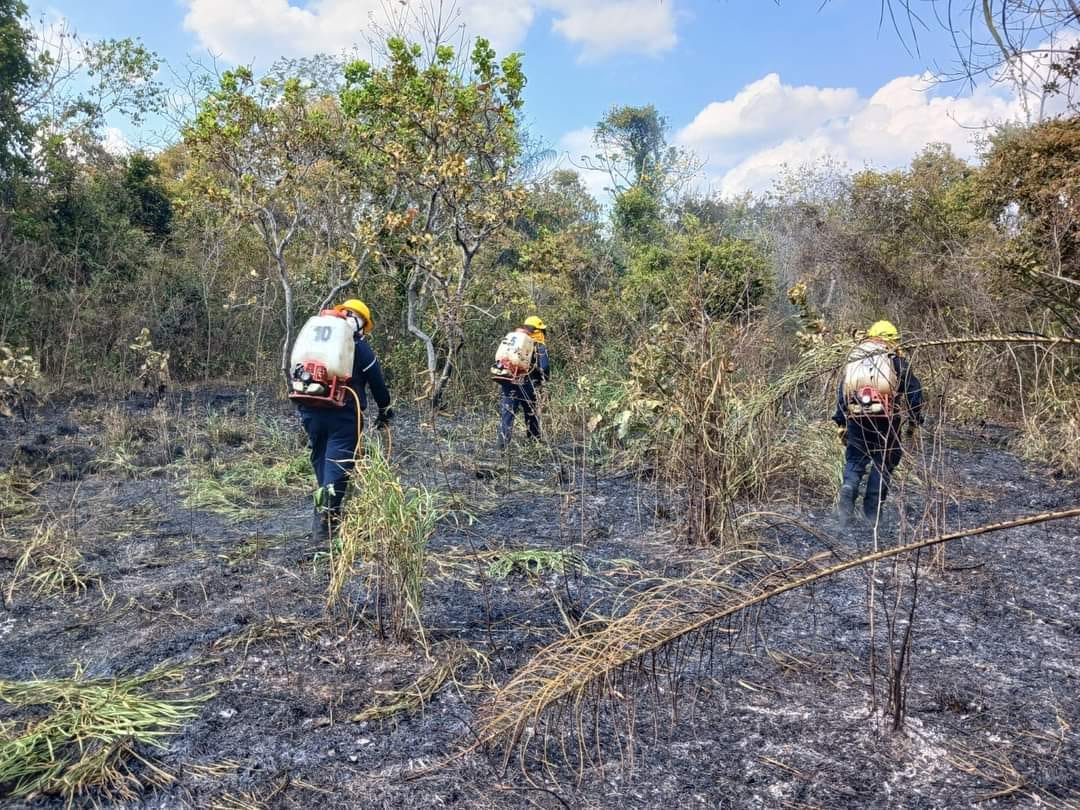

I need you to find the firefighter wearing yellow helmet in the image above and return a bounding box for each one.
[291,298,392,543]
[336,299,373,334]
[493,315,550,448]
[832,319,923,528]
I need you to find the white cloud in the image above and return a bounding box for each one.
[459,2,536,55]
[101,127,134,156]
[675,72,1024,197]
[181,0,677,64]
[546,0,677,61]
[182,0,383,63]
[678,73,860,161]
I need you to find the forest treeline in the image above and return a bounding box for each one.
[0,0,1077,465]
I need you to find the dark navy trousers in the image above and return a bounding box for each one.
[299,406,359,509]
[842,417,903,518]
[498,380,540,446]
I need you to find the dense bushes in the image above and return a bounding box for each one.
[0,0,1076,455]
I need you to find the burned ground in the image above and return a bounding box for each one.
[0,389,1078,809]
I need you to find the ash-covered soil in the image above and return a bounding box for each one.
[1,388,1078,809]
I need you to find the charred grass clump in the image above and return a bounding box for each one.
[0,664,212,806]
[4,517,97,603]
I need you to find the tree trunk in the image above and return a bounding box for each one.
[406,266,438,394]
[273,250,294,389]
[429,244,475,408]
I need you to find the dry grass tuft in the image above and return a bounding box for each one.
[4,518,97,603]
[330,444,442,643]
[0,470,39,521]
[352,642,488,723]
[1016,383,1080,478]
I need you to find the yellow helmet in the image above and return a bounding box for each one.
[336,299,372,334]
[523,315,547,331]
[867,320,899,342]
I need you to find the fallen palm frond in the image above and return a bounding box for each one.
[352,642,489,724]
[463,507,1080,772]
[905,334,1080,351]
[0,664,213,806]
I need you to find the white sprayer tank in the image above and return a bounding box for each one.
[290,315,356,379]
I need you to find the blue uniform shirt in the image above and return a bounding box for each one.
[347,336,391,413]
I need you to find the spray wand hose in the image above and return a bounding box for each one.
[343,386,392,462]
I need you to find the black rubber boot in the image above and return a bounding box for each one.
[864,499,893,529]
[311,508,330,544]
[836,484,857,528]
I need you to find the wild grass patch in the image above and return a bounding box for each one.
[780,416,845,500]
[180,452,310,522]
[1015,383,1080,478]
[330,445,442,643]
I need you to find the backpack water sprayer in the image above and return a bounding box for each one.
[490,329,536,383]
[843,339,898,417]
[288,309,357,408]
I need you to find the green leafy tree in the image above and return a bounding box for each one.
[123,153,172,237]
[182,69,395,381]
[0,0,38,185]
[341,35,527,406]
[980,118,1080,332]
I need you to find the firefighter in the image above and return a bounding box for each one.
[832,320,923,527]
[497,315,550,449]
[296,299,392,542]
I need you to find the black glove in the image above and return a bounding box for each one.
[376,406,394,426]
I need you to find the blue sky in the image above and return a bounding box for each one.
[37,0,1023,196]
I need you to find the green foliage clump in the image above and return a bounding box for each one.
[980,118,1080,333]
